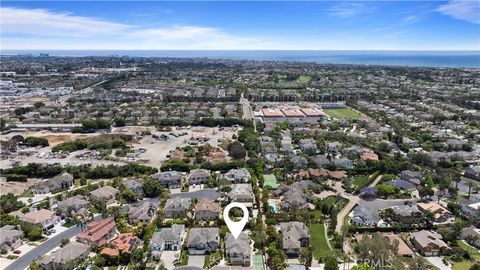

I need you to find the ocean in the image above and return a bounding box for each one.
[2,50,479,68]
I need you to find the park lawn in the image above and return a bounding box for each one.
[296,75,311,84]
[309,224,333,260]
[452,260,473,270]
[457,240,480,261]
[324,108,365,120]
[322,196,337,208]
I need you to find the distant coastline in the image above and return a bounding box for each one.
[1,50,479,68]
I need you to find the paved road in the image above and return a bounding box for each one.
[335,174,383,234]
[6,215,102,270]
[239,94,256,132]
[5,225,82,270]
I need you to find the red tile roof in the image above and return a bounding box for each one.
[77,217,116,246]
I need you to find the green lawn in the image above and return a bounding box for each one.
[457,240,480,261]
[309,224,333,260]
[296,75,311,84]
[263,174,279,189]
[324,108,365,120]
[452,260,474,270]
[352,176,370,189]
[322,196,337,208]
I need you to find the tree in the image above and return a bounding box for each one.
[227,141,247,160]
[470,263,480,270]
[120,188,138,203]
[351,264,374,270]
[324,256,338,270]
[142,178,162,198]
[61,237,70,247]
[29,262,41,270]
[0,193,25,214]
[357,233,398,270]
[299,245,313,269]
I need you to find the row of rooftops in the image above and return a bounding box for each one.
[261,107,327,117]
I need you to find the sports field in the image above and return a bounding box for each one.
[253,254,265,270]
[263,174,279,189]
[324,108,365,120]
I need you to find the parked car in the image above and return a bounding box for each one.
[13,250,21,254]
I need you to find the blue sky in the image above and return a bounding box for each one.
[1,1,479,50]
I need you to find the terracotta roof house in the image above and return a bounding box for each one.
[187,227,219,255]
[0,225,23,253]
[77,216,117,247]
[90,186,119,205]
[225,232,251,266]
[194,200,221,221]
[101,233,140,255]
[35,172,74,194]
[188,169,211,185]
[38,242,90,270]
[417,202,453,223]
[22,209,59,232]
[151,224,185,256]
[279,222,310,255]
[361,152,379,161]
[410,230,451,256]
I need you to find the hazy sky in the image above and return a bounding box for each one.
[1,1,479,50]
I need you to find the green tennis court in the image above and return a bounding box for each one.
[253,254,265,270]
[263,174,279,189]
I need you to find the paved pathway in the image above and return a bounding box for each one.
[335,174,383,234]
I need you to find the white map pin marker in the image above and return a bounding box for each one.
[224,202,249,239]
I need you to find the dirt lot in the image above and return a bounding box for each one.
[0,177,35,196]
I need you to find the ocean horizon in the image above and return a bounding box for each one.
[2,50,479,68]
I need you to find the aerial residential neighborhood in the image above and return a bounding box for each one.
[1,0,480,267]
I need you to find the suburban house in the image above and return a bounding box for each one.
[35,172,74,194]
[279,222,310,255]
[188,169,211,185]
[228,184,254,204]
[90,186,119,205]
[222,168,251,183]
[151,224,185,256]
[151,171,184,189]
[22,209,59,232]
[123,179,144,195]
[187,227,219,255]
[100,233,140,257]
[400,170,423,185]
[326,141,342,153]
[417,202,453,223]
[0,225,23,253]
[38,242,90,270]
[298,138,318,154]
[410,230,452,256]
[274,181,318,211]
[57,195,89,217]
[164,197,192,218]
[464,166,480,180]
[225,232,251,266]
[77,216,117,247]
[128,201,157,225]
[194,200,221,221]
[461,226,480,248]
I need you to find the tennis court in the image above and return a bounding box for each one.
[263,174,279,189]
[253,254,265,270]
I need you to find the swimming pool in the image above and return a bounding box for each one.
[268,201,278,213]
